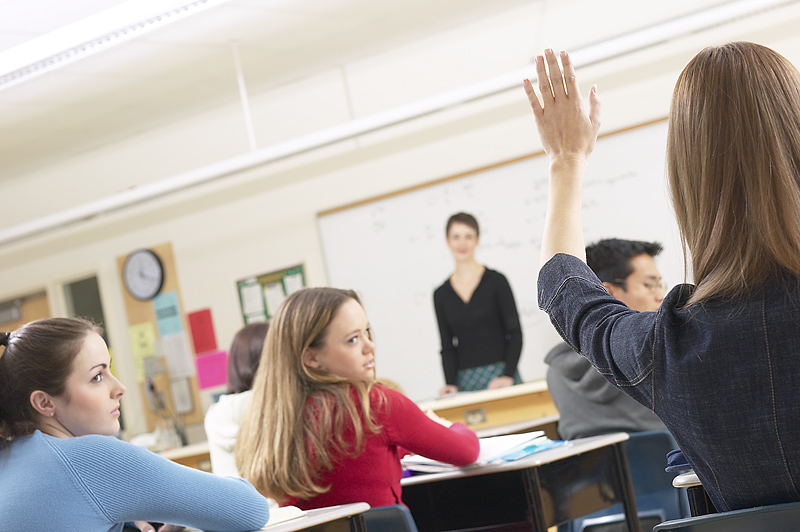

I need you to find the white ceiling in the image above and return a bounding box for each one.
[0,0,534,179]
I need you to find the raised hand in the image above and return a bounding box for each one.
[523,49,600,164]
[523,49,601,265]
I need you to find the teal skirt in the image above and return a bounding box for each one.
[456,361,522,392]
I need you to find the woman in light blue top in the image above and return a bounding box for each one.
[0,317,270,532]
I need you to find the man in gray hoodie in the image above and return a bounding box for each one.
[545,238,668,439]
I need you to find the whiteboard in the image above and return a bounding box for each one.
[318,119,683,402]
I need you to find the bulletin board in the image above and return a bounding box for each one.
[236,264,306,323]
[117,242,204,432]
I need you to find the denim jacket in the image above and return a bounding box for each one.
[538,253,800,512]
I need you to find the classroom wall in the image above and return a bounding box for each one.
[2,0,800,436]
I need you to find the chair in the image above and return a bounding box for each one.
[363,504,419,532]
[559,430,690,532]
[653,501,800,531]
[672,470,716,516]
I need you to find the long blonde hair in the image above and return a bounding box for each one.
[235,288,382,502]
[667,42,800,305]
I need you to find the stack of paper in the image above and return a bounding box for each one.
[401,431,566,473]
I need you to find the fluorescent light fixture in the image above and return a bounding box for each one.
[0,0,231,90]
[0,0,796,247]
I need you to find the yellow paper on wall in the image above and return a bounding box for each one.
[128,322,157,383]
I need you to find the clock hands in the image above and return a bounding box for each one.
[138,271,159,282]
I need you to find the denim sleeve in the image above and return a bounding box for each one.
[538,253,658,409]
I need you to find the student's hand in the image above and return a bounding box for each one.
[439,384,458,396]
[523,49,600,167]
[133,521,184,532]
[487,376,514,389]
[523,49,600,265]
[426,409,453,428]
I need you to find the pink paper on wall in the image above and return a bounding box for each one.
[196,350,228,389]
[188,308,217,355]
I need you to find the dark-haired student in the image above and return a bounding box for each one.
[0,318,270,532]
[525,43,800,512]
[205,321,269,479]
[545,239,668,439]
[434,212,523,396]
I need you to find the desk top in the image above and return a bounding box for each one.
[259,503,370,532]
[401,432,629,486]
[157,440,210,461]
[184,502,369,532]
[416,380,548,411]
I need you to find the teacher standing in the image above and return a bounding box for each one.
[433,212,523,396]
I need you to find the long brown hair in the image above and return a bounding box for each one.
[235,288,381,502]
[667,42,800,305]
[0,318,101,449]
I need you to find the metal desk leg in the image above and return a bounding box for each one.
[525,467,550,532]
[349,514,367,532]
[612,442,642,532]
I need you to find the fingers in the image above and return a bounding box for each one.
[523,78,542,117]
[524,49,600,131]
[133,521,156,532]
[525,50,571,115]
[544,49,566,97]
[560,51,580,100]
[157,524,185,532]
[534,54,551,101]
[588,85,601,132]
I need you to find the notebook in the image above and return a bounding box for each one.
[401,431,566,472]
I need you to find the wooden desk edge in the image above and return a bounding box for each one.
[416,380,549,411]
[158,441,210,460]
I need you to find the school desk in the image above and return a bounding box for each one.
[184,502,370,532]
[158,440,211,471]
[401,432,641,532]
[416,380,559,438]
[260,503,369,532]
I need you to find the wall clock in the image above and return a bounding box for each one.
[123,249,165,301]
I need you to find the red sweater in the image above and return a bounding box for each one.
[285,385,479,509]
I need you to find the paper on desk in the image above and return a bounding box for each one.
[260,506,307,528]
[401,431,545,472]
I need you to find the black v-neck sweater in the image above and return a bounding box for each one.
[433,268,523,386]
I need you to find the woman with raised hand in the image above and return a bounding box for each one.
[237,287,479,509]
[0,317,269,532]
[525,44,800,512]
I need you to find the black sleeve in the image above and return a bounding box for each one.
[434,287,459,386]
[494,272,523,377]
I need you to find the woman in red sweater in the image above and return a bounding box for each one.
[236,287,479,509]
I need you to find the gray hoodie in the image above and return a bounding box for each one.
[545,342,666,440]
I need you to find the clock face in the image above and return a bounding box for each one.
[123,249,165,301]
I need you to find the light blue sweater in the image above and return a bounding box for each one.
[0,430,270,532]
